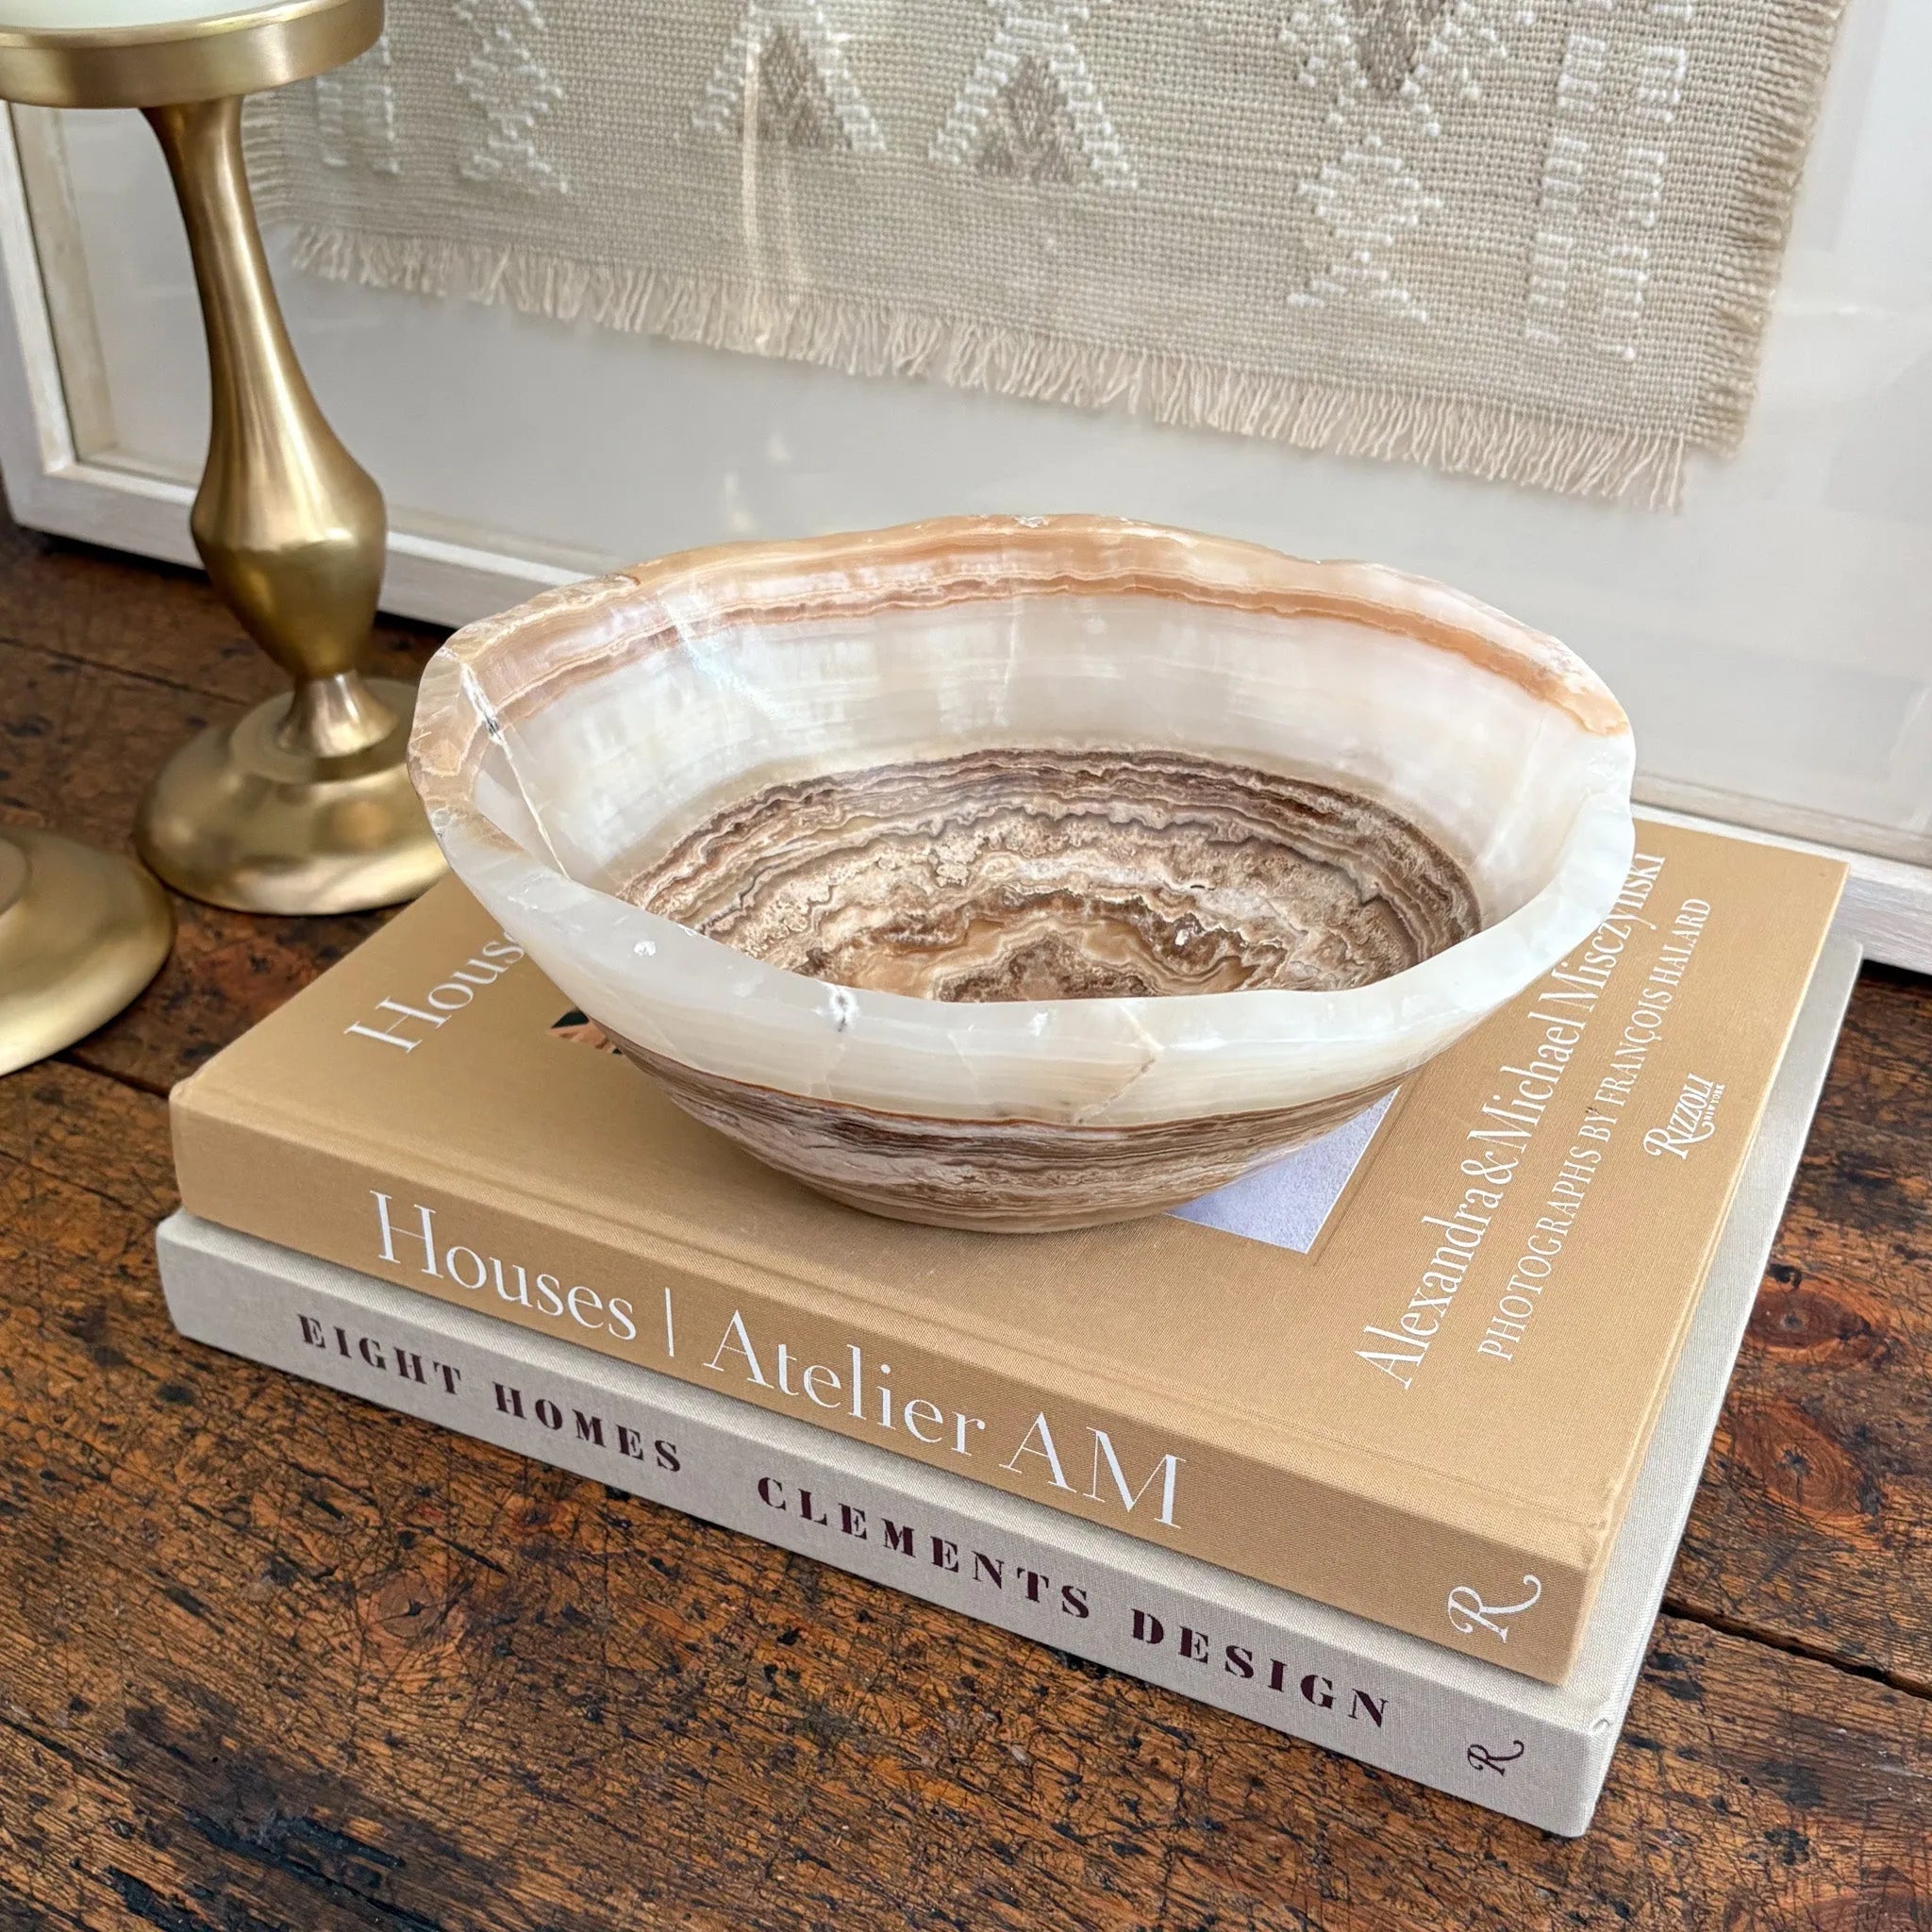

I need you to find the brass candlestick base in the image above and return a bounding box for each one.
[138,675,433,914]
[0,828,172,1077]
[0,0,444,915]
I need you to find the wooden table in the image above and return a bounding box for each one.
[1,513,1927,1930]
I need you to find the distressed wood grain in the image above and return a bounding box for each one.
[2,1063,1930,1932]
[1668,964,1932,1693]
[0,512,1929,1927]
[0,629,391,1093]
[0,514,436,1093]
[0,517,436,707]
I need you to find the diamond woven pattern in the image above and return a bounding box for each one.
[251,0,1845,506]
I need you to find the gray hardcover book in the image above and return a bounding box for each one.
[157,938,1857,1835]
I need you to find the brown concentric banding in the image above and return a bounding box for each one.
[408,516,1635,1228]
[608,1027,1400,1233]
[625,746,1480,1004]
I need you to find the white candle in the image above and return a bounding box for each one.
[0,1,262,26]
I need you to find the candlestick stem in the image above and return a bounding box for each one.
[133,91,443,912]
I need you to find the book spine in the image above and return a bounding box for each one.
[157,1213,1609,1835]
[171,1096,1592,1680]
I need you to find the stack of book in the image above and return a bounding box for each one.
[158,821,1852,1835]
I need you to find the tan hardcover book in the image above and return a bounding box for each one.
[171,820,1843,1681]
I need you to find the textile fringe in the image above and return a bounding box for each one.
[1694,0,1848,452]
[289,227,1689,508]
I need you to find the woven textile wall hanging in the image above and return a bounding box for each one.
[246,0,1846,506]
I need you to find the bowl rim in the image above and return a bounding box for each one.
[413,513,1631,764]
[409,515,1639,1125]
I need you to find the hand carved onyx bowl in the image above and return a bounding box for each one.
[409,517,1636,1232]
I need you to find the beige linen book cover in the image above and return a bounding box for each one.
[172,821,1842,1681]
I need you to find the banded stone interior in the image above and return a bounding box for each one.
[622,748,1481,1003]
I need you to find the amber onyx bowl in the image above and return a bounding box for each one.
[409,517,1635,1232]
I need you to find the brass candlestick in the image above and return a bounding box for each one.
[0,0,444,914]
[0,827,171,1075]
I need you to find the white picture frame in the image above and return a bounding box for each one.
[0,101,1926,972]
